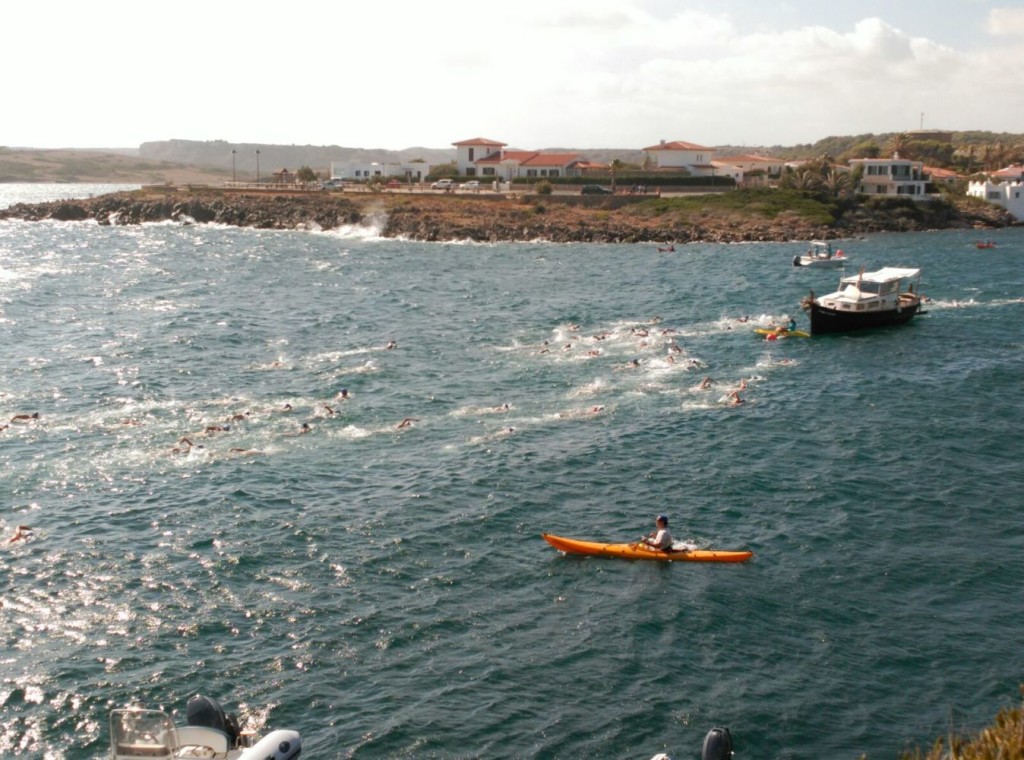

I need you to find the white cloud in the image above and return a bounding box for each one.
[986,7,1024,35]
[2,1,1022,149]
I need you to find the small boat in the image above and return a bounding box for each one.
[754,327,810,339]
[793,240,848,268]
[976,240,996,249]
[542,533,753,563]
[801,266,924,335]
[110,695,301,760]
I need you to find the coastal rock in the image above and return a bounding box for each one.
[1,188,1016,242]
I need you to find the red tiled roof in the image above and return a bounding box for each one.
[452,137,507,147]
[715,154,778,164]
[475,150,536,164]
[643,140,713,151]
[474,151,581,167]
[992,164,1024,178]
[521,152,580,166]
[925,166,961,179]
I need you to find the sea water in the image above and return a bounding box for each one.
[1,185,1023,759]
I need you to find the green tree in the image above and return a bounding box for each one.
[296,166,318,183]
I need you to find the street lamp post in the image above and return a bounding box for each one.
[255,150,260,185]
[231,149,236,184]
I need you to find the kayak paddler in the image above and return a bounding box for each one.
[642,514,673,550]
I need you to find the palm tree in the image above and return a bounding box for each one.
[609,159,624,193]
[885,132,911,159]
[822,169,851,199]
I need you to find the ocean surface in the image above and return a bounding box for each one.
[2,184,1023,759]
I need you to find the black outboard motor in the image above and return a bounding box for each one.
[186,694,241,747]
[793,255,801,266]
[702,726,734,760]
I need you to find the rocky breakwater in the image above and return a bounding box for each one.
[1,187,1016,242]
[0,189,365,231]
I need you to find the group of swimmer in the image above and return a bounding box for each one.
[535,316,759,407]
[163,341,412,454]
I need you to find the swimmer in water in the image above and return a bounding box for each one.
[172,436,199,454]
[10,413,39,423]
[396,417,419,429]
[7,525,32,543]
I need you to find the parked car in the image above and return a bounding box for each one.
[581,185,613,195]
[431,178,456,190]
[322,179,344,190]
[461,180,481,191]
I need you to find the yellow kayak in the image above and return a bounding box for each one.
[755,328,810,339]
[541,533,753,563]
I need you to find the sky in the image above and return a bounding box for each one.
[4,0,1024,151]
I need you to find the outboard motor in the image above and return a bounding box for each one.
[793,255,801,266]
[186,694,241,747]
[701,726,733,760]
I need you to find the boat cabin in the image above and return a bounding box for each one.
[817,267,921,311]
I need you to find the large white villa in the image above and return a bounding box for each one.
[641,140,717,176]
[848,156,928,197]
[452,138,586,180]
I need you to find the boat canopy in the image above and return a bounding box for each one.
[841,267,920,285]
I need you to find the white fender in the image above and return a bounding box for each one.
[238,729,301,760]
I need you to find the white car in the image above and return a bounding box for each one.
[431,178,456,190]
[461,180,481,191]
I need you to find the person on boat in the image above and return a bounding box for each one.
[642,515,673,550]
[786,317,797,332]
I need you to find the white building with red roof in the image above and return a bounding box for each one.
[642,140,717,176]
[452,137,584,180]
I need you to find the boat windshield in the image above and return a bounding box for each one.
[110,709,178,758]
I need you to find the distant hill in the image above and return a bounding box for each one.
[139,140,457,175]
[0,147,230,184]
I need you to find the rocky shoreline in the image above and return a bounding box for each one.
[0,187,1016,243]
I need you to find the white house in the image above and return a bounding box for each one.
[330,160,432,182]
[715,154,786,176]
[967,179,1024,221]
[642,140,717,176]
[452,137,507,175]
[848,156,929,198]
[452,137,582,180]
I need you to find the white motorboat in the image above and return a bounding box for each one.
[793,240,849,268]
[802,266,924,335]
[110,695,300,759]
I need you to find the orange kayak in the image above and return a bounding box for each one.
[541,533,753,563]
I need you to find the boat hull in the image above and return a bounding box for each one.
[542,533,753,563]
[794,256,847,268]
[808,300,921,335]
